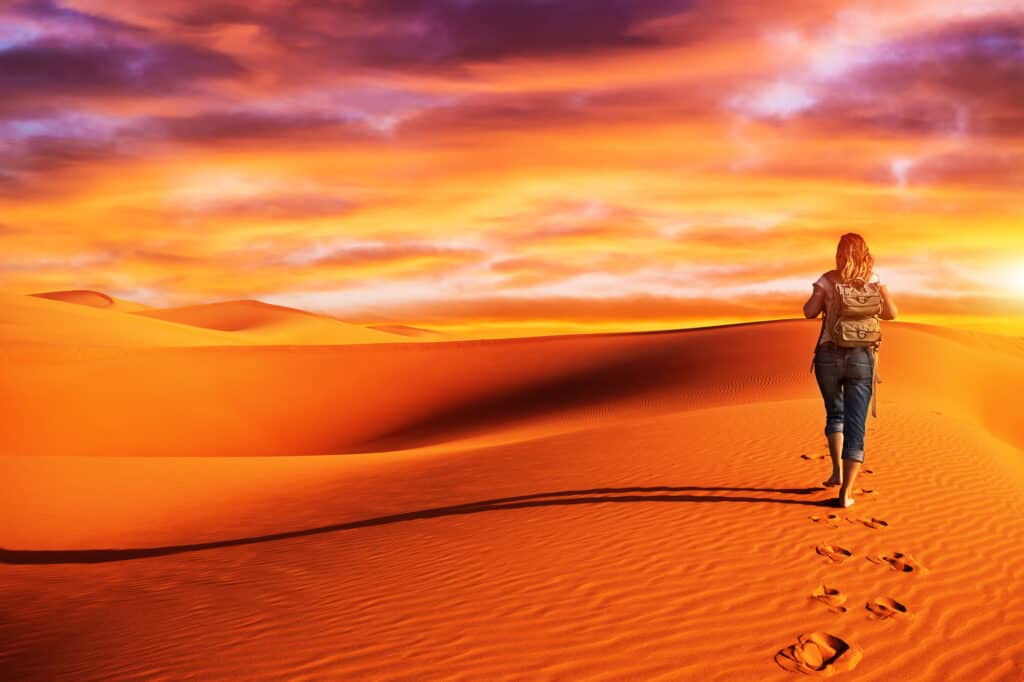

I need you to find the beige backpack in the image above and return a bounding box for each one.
[831,276,883,348]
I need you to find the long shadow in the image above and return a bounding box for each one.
[0,485,833,565]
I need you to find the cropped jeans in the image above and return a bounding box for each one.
[813,342,875,463]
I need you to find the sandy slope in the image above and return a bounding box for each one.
[1,294,1023,680]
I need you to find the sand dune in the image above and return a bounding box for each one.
[29,288,151,312]
[1,292,433,348]
[3,314,1022,458]
[367,322,458,340]
[1,299,1023,680]
[133,299,424,345]
[1,291,240,347]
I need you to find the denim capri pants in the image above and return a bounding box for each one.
[813,341,875,463]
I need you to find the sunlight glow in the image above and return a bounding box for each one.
[1007,265,1024,297]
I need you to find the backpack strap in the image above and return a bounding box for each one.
[870,343,880,418]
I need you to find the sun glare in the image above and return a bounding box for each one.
[1007,265,1024,296]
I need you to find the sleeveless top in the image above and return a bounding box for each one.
[813,269,881,346]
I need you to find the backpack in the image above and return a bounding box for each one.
[811,271,884,417]
[830,274,883,348]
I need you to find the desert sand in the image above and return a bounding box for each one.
[2,290,1023,680]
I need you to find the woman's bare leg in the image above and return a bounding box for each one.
[837,458,861,507]
[823,431,843,486]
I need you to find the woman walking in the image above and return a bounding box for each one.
[804,233,898,508]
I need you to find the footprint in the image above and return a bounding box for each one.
[802,453,828,460]
[816,543,854,563]
[851,516,889,529]
[775,632,862,675]
[867,552,927,574]
[862,469,874,475]
[853,487,878,497]
[866,597,909,620]
[809,513,844,528]
[811,585,848,613]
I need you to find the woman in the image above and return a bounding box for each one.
[803,233,898,508]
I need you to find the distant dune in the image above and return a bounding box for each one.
[367,323,457,339]
[29,288,151,312]
[2,291,239,346]
[132,299,423,345]
[1,292,1023,680]
[1,292,432,347]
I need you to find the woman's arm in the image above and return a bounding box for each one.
[879,283,898,320]
[803,286,825,318]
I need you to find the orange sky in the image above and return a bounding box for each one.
[2,0,1023,336]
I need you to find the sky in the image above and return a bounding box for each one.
[1,0,1023,337]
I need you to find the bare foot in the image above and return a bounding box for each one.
[834,493,855,509]
[822,475,842,487]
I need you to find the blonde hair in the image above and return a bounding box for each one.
[835,232,874,284]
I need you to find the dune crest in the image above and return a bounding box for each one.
[133,299,333,332]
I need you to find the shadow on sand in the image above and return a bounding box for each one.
[0,485,835,565]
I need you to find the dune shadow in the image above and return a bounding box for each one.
[0,485,832,565]
[352,322,807,454]
[352,341,694,453]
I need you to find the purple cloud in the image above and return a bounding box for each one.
[174,0,695,71]
[0,39,243,96]
[797,13,1024,136]
[141,110,369,144]
[1,0,242,97]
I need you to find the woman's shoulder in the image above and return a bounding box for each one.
[813,270,837,288]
